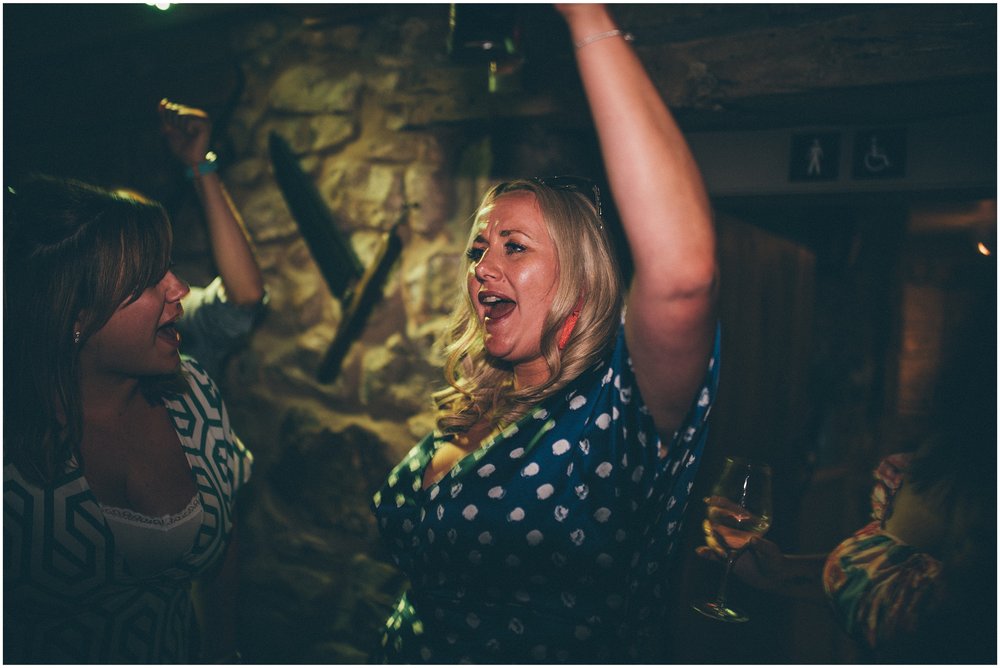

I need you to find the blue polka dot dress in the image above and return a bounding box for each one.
[372,322,720,663]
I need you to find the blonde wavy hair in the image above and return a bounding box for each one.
[434,179,624,434]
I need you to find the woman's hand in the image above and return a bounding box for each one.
[159,98,211,166]
[696,529,789,592]
[696,524,829,601]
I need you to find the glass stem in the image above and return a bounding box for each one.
[713,551,738,607]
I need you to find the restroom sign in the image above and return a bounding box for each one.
[789,131,840,181]
[853,128,906,179]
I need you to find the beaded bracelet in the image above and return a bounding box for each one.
[184,151,219,179]
[574,29,635,50]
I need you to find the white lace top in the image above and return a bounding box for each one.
[101,494,204,577]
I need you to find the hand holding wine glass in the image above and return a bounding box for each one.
[692,456,773,623]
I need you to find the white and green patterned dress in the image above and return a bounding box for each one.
[3,357,252,663]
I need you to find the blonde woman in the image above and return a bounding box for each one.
[372,3,720,663]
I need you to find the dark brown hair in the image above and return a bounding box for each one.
[4,175,174,484]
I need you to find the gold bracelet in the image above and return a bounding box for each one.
[573,29,635,50]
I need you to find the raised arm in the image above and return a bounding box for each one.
[159,99,265,306]
[558,5,718,436]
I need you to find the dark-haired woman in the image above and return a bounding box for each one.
[4,176,251,663]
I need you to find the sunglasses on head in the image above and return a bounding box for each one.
[532,175,603,221]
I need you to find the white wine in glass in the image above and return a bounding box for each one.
[691,456,773,623]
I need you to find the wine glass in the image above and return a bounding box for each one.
[691,456,773,623]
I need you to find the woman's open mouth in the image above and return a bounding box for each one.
[157,322,181,346]
[481,294,516,321]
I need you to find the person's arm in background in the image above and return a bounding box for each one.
[556,4,718,439]
[159,99,264,307]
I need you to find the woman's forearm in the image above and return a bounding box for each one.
[192,173,265,306]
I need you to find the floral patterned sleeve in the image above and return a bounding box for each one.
[868,453,909,523]
[822,454,943,651]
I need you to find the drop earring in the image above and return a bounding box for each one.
[557,295,585,351]
[73,330,81,345]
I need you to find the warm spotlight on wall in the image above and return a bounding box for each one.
[976,241,992,257]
